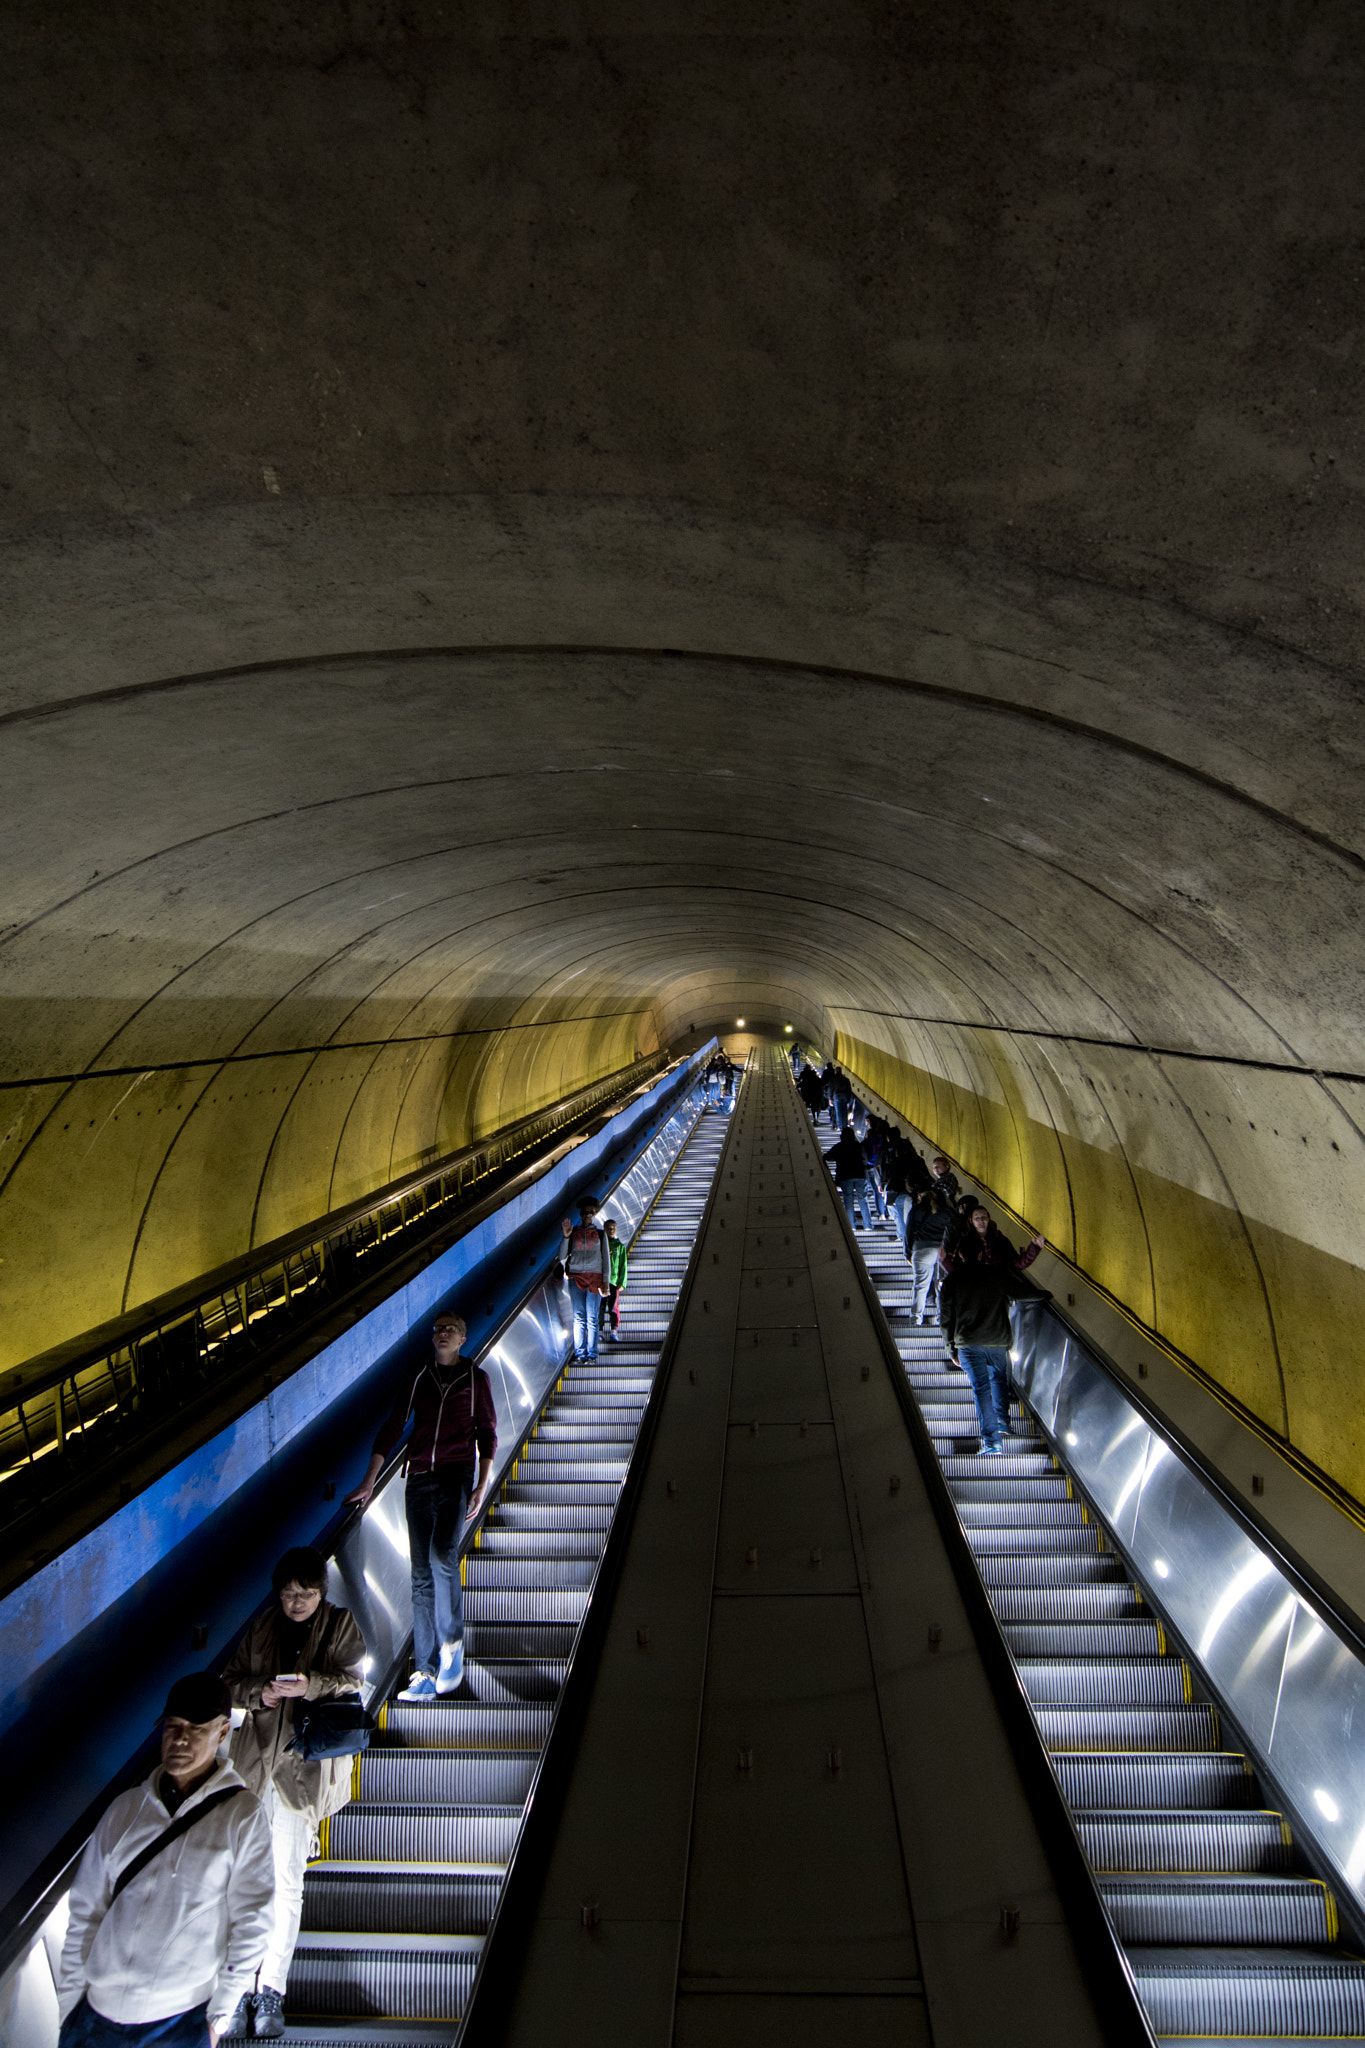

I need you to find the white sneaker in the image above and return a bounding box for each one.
[436,1640,464,1694]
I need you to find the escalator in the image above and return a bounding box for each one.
[844,1170,1365,2042]
[284,1106,732,2039]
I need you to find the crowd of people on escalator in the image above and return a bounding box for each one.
[795,1050,1047,1462]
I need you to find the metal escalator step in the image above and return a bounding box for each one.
[1079,1812,1291,1873]
[463,1619,578,1656]
[534,1422,640,1442]
[463,1657,567,1703]
[464,1558,598,1589]
[940,1456,1054,1480]
[966,1528,1103,1556]
[376,1695,552,1744]
[507,1459,629,1482]
[326,1809,521,1863]
[463,1588,588,1622]
[371,1705,551,1753]
[956,1502,1087,1527]
[302,1870,501,1935]
[1100,1876,1336,1947]
[499,1484,619,1507]
[488,1506,613,1533]
[991,1586,1143,1622]
[1037,1703,1219,1751]
[1004,1621,1163,1658]
[949,1480,1072,1504]
[1054,1752,1254,1812]
[477,1528,604,1559]
[551,1394,647,1411]
[1131,1954,1365,2038]
[1018,1657,1189,1708]
[978,1555,1127,1588]
[356,1754,540,1806]
[288,1940,479,2023]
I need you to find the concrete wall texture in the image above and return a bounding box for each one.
[4,8,1365,1505]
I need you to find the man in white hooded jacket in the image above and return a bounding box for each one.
[57,1672,275,2048]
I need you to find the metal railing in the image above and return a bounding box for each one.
[0,1049,674,1543]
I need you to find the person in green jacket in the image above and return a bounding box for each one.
[603,1218,629,1342]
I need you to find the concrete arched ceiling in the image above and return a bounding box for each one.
[4,5,1365,1503]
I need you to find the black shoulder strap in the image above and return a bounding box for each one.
[110,1787,242,1904]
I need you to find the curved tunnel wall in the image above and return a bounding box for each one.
[4,12,1365,1529]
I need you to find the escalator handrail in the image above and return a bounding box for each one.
[458,1102,735,2045]
[811,1092,1160,2048]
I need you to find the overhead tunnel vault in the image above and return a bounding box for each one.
[5,8,1365,1574]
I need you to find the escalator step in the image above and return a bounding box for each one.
[355,1753,540,1805]
[1037,1703,1219,1750]
[288,1942,479,2023]
[949,1480,1072,1504]
[1004,1622,1163,1658]
[1079,1813,1292,1873]
[1054,1752,1254,1812]
[1018,1657,1188,1708]
[376,1704,551,1750]
[477,1529,605,1559]
[977,1555,1126,1588]
[1100,1876,1336,1947]
[487,1506,614,1532]
[463,1658,568,1703]
[302,1870,502,1934]
[940,1456,1054,1480]
[498,1485,619,1507]
[966,1528,1103,1556]
[463,1588,588,1621]
[991,1587,1142,1622]
[464,1558,598,1589]
[326,1809,521,1863]
[462,1620,577,1656]
[1131,1956,1365,2038]
[956,1502,1088,1527]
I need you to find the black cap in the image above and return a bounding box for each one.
[163,1672,231,1723]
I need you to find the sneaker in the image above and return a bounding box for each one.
[436,1639,464,1694]
[976,1438,1004,1457]
[222,1995,255,2037]
[398,1672,438,1701]
[252,1988,286,2040]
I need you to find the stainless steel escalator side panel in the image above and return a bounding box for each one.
[1012,1299,1365,1935]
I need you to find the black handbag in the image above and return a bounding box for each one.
[286,1610,376,1759]
[290,1692,375,1760]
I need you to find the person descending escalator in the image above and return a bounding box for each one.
[222,1549,367,2039]
[348,1310,497,1703]
[823,1121,881,1236]
[903,1186,956,1325]
[603,1216,628,1342]
[561,1194,613,1361]
[929,1154,961,1205]
[55,1672,275,2048]
[939,1259,1042,1457]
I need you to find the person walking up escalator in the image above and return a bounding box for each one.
[222,1549,366,2039]
[348,1312,497,1702]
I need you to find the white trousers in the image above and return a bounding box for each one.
[260,1785,318,1992]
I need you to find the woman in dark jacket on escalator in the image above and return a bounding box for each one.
[904,1187,957,1325]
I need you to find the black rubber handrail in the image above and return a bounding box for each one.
[458,1094,735,2045]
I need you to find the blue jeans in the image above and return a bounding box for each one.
[405,1465,473,1676]
[571,1283,602,1359]
[892,1193,914,1248]
[957,1345,1013,1442]
[60,2000,210,2048]
[841,1179,877,1231]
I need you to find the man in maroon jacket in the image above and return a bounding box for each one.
[348,1312,497,1700]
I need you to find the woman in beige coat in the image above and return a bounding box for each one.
[223,1546,366,2037]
